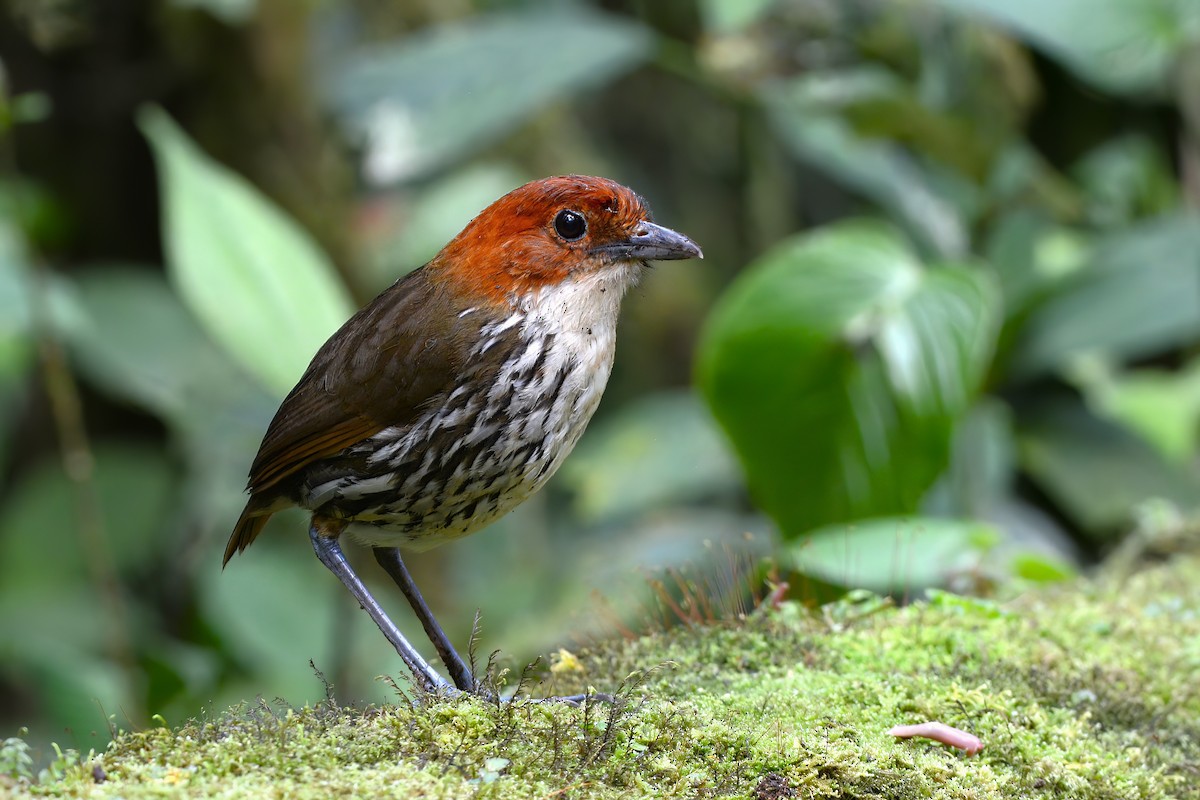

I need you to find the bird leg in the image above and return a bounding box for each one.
[315,532,605,703]
[372,546,476,692]
[308,524,450,693]
[373,547,613,705]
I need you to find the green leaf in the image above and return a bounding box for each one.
[1017,398,1200,536]
[1077,359,1200,463]
[698,220,1000,539]
[1011,552,1076,584]
[784,517,998,592]
[320,10,652,184]
[762,70,971,257]
[1010,213,1200,378]
[932,0,1200,95]
[558,390,742,523]
[138,107,354,395]
[65,267,277,537]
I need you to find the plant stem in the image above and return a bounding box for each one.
[31,266,144,724]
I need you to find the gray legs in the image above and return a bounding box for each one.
[373,546,475,691]
[309,525,450,692]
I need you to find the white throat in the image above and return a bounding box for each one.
[520,261,640,360]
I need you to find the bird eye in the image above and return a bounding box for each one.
[554,209,587,241]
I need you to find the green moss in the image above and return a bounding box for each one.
[10,557,1200,799]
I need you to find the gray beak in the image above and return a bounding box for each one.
[592,221,703,261]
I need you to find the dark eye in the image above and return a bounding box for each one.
[554,209,587,241]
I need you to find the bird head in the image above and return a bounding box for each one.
[432,175,702,306]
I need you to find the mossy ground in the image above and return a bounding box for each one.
[6,557,1200,799]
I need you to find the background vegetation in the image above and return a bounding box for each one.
[1,0,1198,766]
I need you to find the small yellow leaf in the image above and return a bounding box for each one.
[550,648,583,674]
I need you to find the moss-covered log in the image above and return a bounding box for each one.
[7,557,1199,799]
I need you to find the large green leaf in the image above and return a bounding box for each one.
[1010,213,1200,378]
[784,517,999,593]
[139,107,354,395]
[319,10,652,184]
[932,0,1200,95]
[698,220,1000,540]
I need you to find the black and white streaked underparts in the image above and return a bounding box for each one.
[296,261,641,550]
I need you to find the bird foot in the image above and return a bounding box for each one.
[419,683,615,707]
[519,691,616,707]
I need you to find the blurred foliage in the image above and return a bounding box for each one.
[698,220,1000,535]
[0,0,1198,766]
[139,107,355,393]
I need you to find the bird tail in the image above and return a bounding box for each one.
[223,500,273,567]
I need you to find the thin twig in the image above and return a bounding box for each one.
[30,266,143,722]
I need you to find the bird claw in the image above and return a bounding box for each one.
[423,684,616,708]
[525,691,616,707]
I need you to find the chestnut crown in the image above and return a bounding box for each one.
[431,175,701,303]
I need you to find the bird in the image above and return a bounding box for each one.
[222,175,702,696]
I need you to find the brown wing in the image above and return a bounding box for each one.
[224,268,475,563]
